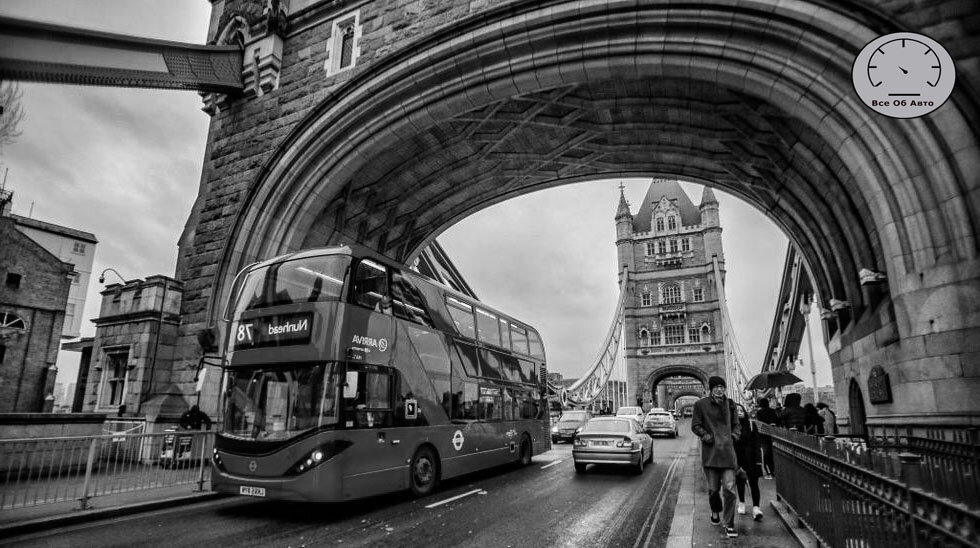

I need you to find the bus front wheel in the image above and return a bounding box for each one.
[410,446,439,497]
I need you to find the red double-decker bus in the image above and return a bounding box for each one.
[211,245,550,502]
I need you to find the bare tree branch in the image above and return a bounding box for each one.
[0,80,25,154]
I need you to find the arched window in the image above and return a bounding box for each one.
[639,328,649,346]
[662,284,681,304]
[0,312,26,330]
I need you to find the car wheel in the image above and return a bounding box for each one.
[409,446,439,497]
[575,462,587,474]
[633,450,645,474]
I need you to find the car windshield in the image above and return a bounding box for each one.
[560,411,589,421]
[222,363,340,441]
[582,419,632,434]
[617,407,641,415]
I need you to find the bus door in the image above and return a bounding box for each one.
[340,364,408,496]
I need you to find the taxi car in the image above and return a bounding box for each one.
[642,409,679,437]
[572,417,653,474]
[551,409,592,443]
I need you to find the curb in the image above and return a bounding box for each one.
[770,496,821,548]
[0,492,227,540]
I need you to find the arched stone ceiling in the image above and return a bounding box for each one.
[218,0,979,331]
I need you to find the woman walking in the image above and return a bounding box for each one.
[734,402,764,521]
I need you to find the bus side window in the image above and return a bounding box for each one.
[391,271,434,327]
[352,259,389,312]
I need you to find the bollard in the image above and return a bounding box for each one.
[79,437,98,510]
[899,452,923,548]
[196,435,207,492]
[899,452,924,490]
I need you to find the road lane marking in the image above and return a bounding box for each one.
[540,459,563,469]
[425,488,484,508]
[633,455,683,548]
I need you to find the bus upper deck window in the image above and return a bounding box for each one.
[353,259,389,311]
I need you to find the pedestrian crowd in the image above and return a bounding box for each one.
[692,379,838,539]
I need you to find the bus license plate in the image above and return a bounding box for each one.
[240,486,266,497]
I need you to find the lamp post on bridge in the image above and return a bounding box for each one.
[799,295,818,397]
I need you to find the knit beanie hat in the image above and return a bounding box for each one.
[708,376,726,390]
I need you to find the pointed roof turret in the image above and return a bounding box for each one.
[700,186,718,207]
[615,183,632,221]
[633,179,700,231]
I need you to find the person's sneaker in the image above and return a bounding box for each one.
[753,506,764,521]
[710,513,721,526]
[737,502,746,514]
[726,526,738,538]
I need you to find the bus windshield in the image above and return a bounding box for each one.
[234,255,351,317]
[223,363,340,441]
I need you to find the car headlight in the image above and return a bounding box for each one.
[552,426,558,433]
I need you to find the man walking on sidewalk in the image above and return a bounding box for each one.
[692,376,742,538]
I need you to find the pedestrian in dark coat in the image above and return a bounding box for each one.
[733,403,764,521]
[692,376,742,538]
[780,393,806,431]
[803,403,825,435]
[754,398,778,476]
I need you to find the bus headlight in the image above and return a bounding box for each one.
[286,441,352,476]
[551,426,558,433]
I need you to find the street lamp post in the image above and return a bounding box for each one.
[98,267,127,285]
[799,295,819,397]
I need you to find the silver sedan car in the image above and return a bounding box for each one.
[572,417,653,474]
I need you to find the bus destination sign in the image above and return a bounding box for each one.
[234,313,313,350]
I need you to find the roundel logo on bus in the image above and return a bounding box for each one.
[452,430,465,451]
[378,338,388,352]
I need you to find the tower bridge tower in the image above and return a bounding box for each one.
[616,180,726,409]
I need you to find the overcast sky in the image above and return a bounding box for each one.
[0,1,833,395]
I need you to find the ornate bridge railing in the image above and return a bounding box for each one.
[760,423,980,548]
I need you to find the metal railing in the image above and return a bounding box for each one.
[760,423,980,547]
[0,430,213,511]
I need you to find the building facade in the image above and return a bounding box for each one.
[615,180,726,409]
[80,276,187,427]
[10,214,97,339]
[0,212,73,412]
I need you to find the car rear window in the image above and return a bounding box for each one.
[582,420,631,433]
[561,412,589,421]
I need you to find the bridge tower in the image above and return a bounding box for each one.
[616,180,726,409]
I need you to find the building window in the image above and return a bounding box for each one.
[693,287,704,302]
[69,272,80,285]
[656,218,664,231]
[650,329,660,345]
[65,303,76,327]
[327,12,360,75]
[100,351,129,408]
[641,293,652,307]
[645,242,655,256]
[664,324,685,345]
[688,327,701,343]
[72,242,87,254]
[682,238,690,252]
[657,241,666,255]
[662,283,681,304]
[5,273,21,290]
[668,216,677,230]
[669,239,678,253]
[0,312,26,330]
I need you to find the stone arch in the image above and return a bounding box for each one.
[667,390,706,410]
[644,365,709,390]
[204,0,979,339]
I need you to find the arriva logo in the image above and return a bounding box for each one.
[352,334,389,351]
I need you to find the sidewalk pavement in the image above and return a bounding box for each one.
[667,443,818,547]
[0,483,224,539]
